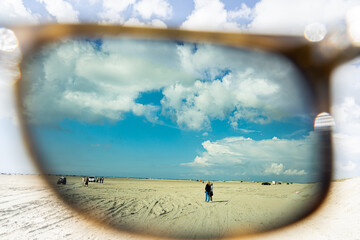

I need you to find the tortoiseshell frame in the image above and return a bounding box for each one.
[10,24,360,239]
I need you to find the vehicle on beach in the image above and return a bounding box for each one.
[57,176,66,185]
[261,182,271,185]
[88,176,96,182]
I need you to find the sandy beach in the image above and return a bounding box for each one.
[45,176,319,238]
[0,174,327,239]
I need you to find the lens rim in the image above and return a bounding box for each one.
[12,24,335,239]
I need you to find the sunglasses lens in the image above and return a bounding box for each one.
[19,37,324,238]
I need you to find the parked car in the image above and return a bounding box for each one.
[88,176,96,182]
[261,182,271,185]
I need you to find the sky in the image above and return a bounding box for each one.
[1,0,360,181]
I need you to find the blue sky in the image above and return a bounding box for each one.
[1,0,360,181]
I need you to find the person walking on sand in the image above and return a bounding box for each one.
[205,181,211,202]
[210,183,214,202]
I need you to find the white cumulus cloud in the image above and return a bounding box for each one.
[331,58,360,179]
[37,0,79,23]
[181,0,251,31]
[98,0,135,24]
[228,3,253,21]
[264,163,284,175]
[97,0,170,26]
[182,134,315,180]
[21,39,189,125]
[161,43,310,130]
[0,0,39,24]
[133,0,172,20]
[248,0,360,35]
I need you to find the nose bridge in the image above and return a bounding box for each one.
[305,44,360,114]
[282,40,360,115]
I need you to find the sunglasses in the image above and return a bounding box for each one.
[5,24,360,239]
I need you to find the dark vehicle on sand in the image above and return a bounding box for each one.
[57,176,66,185]
[261,182,271,185]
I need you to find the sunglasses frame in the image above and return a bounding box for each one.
[9,24,360,239]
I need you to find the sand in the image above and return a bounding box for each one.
[45,176,319,238]
[0,174,328,239]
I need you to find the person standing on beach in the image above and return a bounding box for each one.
[210,183,213,202]
[85,176,89,187]
[205,181,211,202]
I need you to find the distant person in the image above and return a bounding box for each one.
[82,177,85,186]
[101,177,104,183]
[210,183,213,202]
[205,181,211,202]
[85,176,89,187]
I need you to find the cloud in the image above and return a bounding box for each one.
[123,18,167,28]
[37,0,79,23]
[161,43,309,130]
[331,58,360,179]
[283,169,307,176]
[180,0,359,34]
[333,97,360,134]
[0,0,39,24]
[22,39,310,131]
[339,160,357,172]
[347,5,360,44]
[0,0,171,26]
[0,79,14,120]
[0,117,38,174]
[228,3,253,21]
[161,80,235,130]
[133,0,172,20]
[161,76,280,129]
[0,49,21,121]
[150,19,167,28]
[98,0,135,24]
[248,0,360,35]
[22,39,187,125]
[333,132,360,178]
[264,163,284,175]
[123,17,145,26]
[182,134,314,180]
[97,0,170,26]
[181,0,251,31]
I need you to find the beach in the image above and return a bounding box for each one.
[0,174,324,239]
